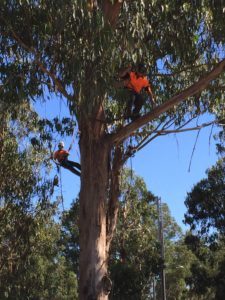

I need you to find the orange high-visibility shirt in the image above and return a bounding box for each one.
[125,72,150,94]
[53,149,69,163]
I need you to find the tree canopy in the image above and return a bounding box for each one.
[184,149,225,299]
[1,1,225,299]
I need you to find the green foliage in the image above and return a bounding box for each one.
[184,157,225,299]
[0,201,78,300]
[184,159,225,240]
[109,170,190,299]
[109,171,161,299]
[1,2,225,298]
[184,235,225,300]
[1,1,225,123]
[60,169,191,299]
[60,198,80,273]
[106,169,196,299]
[165,239,196,300]
[0,102,43,206]
[0,102,78,299]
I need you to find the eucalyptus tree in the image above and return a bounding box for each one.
[0,101,78,299]
[185,159,225,240]
[61,170,188,299]
[108,170,161,299]
[109,170,184,300]
[1,1,225,299]
[184,155,225,299]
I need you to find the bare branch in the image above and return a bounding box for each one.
[156,119,224,135]
[208,123,214,155]
[128,117,224,157]
[132,116,175,154]
[188,129,201,172]
[109,58,225,145]
[35,60,74,101]
[122,113,199,159]
[134,133,160,153]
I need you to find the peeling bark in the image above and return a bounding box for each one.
[106,146,123,254]
[79,135,109,299]
[102,0,123,27]
[79,106,124,299]
[79,102,112,299]
[87,0,123,27]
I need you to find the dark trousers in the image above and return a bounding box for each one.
[126,90,144,118]
[61,159,81,177]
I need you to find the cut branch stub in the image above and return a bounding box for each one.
[102,0,123,27]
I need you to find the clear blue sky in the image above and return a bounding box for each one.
[35,97,220,231]
[132,121,218,230]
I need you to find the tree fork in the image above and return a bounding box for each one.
[110,58,225,144]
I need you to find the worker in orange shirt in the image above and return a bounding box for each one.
[53,141,81,177]
[119,63,155,120]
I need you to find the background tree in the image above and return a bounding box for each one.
[0,101,78,299]
[165,238,196,300]
[1,1,225,298]
[62,170,194,299]
[185,159,225,240]
[0,202,79,300]
[184,154,225,299]
[109,170,161,299]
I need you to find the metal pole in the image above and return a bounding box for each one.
[157,197,166,300]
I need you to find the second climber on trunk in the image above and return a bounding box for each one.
[53,141,81,177]
[118,63,155,121]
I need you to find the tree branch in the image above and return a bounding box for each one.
[133,116,176,151]
[4,23,74,101]
[154,63,210,77]
[109,58,225,145]
[35,60,74,101]
[188,129,201,172]
[155,120,224,135]
[128,115,220,153]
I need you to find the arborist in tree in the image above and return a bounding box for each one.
[53,141,81,177]
[118,63,155,121]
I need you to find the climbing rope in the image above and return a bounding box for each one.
[59,166,64,211]
[48,117,78,211]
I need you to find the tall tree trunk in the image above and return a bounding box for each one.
[79,118,111,300]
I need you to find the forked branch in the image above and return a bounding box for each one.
[109,58,225,145]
